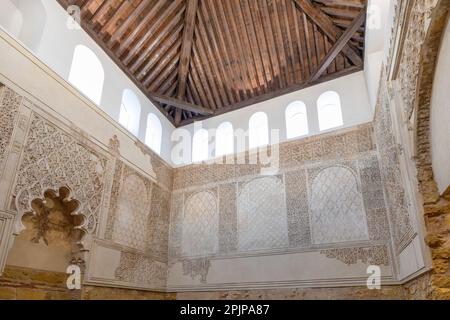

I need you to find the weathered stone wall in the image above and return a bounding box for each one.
[413,0,450,299]
[379,0,450,299]
[0,266,80,300]
[0,266,175,300]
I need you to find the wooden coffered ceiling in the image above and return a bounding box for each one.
[58,0,368,127]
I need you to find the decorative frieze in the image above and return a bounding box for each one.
[115,251,166,288]
[320,246,390,266]
[181,258,211,284]
[0,86,22,175]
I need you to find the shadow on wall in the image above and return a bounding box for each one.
[0,0,47,52]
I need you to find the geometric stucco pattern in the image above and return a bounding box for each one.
[104,159,171,260]
[320,245,390,266]
[0,86,22,175]
[147,183,171,261]
[309,166,369,245]
[115,251,166,288]
[12,113,107,234]
[374,82,415,251]
[170,125,389,267]
[112,172,151,251]
[397,0,438,118]
[182,190,218,257]
[237,176,289,251]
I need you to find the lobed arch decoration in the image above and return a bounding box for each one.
[19,186,88,264]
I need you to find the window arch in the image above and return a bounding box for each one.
[145,113,162,154]
[192,129,209,163]
[0,1,23,38]
[249,112,269,149]
[317,91,343,131]
[182,191,218,257]
[310,166,368,244]
[119,89,141,136]
[68,45,104,105]
[285,101,309,139]
[215,122,234,157]
[0,0,46,51]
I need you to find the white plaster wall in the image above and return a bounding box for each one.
[0,28,157,179]
[0,0,174,162]
[174,71,373,165]
[0,0,22,39]
[364,0,392,110]
[167,250,394,291]
[430,17,450,194]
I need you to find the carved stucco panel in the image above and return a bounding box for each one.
[115,251,166,288]
[237,175,289,251]
[0,86,22,176]
[309,165,369,245]
[147,183,170,261]
[218,183,237,253]
[182,189,219,257]
[285,169,310,247]
[320,245,390,266]
[12,114,108,235]
[374,82,414,251]
[112,171,151,251]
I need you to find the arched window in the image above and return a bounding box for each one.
[249,112,269,149]
[145,113,162,154]
[119,89,141,136]
[285,101,309,139]
[310,166,368,244]
[0,1,23,38]
[237,176,288,251]
[192,129,209,163]
[317,91,343,131]
[215,122,234,157]
[68,45,104,105]
[182,191,218,257]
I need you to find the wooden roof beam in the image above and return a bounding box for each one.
[175,0,199,125]
[291,0,363,67]
[150,93,214,116]
[309,9,366,82]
